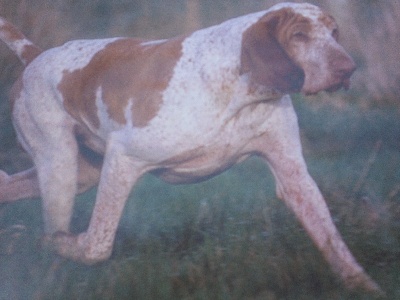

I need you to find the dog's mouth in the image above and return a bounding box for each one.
[302,77,351,96]
[324,77,351,93]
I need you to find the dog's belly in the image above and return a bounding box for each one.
[153,150,250,184]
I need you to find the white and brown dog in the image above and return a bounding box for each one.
[0,2,381,293]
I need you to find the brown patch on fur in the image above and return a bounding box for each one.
[21,44,42,65]
[0,20,42,65]
[240,8,305,93]
[319,14,339,41]
[0,21,26,41]
[319,14,337,30]
[58,37,183,129]
[272,10,313,48]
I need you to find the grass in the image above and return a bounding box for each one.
[1,95,400,299]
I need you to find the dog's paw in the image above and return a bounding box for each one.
[43,231,109,265]
[42,231,74,251]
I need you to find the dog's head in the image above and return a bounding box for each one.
[240,3,356,95]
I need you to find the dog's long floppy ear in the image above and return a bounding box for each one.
[240,9,305,93]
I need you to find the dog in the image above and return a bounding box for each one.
[0,2,381,294]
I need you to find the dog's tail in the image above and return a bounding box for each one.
[0,17,42,66]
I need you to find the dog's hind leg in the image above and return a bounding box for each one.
[11,90,82,234]
[0,168,40,202]
[0,150,102,203]
[31,130,78,234]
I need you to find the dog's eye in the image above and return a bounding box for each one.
[292,31,309,42]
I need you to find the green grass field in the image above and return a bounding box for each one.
[1,96,400,299]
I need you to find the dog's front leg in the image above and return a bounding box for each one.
[250,97,381,294]
[265,152,381,293]
[50,140,146,265]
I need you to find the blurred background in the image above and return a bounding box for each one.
[0,1,399,299]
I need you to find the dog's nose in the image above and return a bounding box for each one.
[335,54,356,78]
